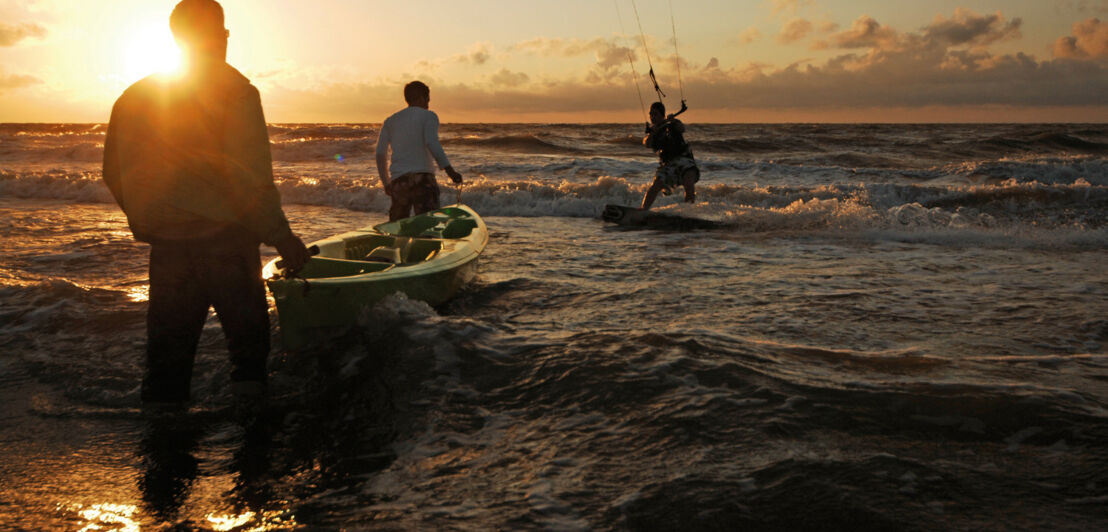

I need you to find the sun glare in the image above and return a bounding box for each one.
[121,24,182,81]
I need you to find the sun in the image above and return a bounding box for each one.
[121,24,182,82]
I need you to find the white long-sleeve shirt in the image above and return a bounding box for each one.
[375,106,451,178]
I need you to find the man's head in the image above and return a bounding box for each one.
[404,81,431,109]
[649,101,665,124]
[170,0,227,62]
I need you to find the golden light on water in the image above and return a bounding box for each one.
[66,503,140,532]
[126,286,149,303]
[206,509,298,531]
[59,503,296,531]
[207,511,255,531]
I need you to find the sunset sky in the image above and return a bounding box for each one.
[1,0,1107,123]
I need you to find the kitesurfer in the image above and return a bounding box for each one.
[641,101,699,209]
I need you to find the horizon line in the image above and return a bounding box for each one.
[4,121,1108,126]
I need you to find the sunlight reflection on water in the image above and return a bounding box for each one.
[126,286,149,303]
[206,511,255,531]
[58,503,298,531]
[63,502,139,532]
[206,509,298,531]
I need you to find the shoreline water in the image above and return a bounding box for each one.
[1,123,1106,530]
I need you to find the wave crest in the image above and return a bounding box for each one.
[445,134,585,155]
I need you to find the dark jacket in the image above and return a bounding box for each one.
[102,62,292,246]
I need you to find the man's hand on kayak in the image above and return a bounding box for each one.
[445,166,463,184]
[275,233,310,273]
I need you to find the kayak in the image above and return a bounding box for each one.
[263,204,488,349]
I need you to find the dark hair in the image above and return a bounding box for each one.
[170,0,224,41]
[404,81,430,105]
[650,101,666,115]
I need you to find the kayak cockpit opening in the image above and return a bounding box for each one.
[372,207,478,239]
[345,235,444,265]
[274,256,394,280]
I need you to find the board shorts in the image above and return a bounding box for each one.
[654,155,700,194]
[389,172,441,221]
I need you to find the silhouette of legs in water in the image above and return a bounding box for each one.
[641,167,698,210]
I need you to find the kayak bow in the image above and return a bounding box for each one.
[263,204,488,349]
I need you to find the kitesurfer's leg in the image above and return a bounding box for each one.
[682,167,698,203]
[642,164,668,210]
[642,179,664,210]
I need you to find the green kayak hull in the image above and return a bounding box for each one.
[263,204,488,349]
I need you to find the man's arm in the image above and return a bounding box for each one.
[375,123,391,194]
[102,100,126,208]
[223,85,308,270]
[423,112,462,183]
[643,122,661,147]
[223,85,289,245]
[644,119,683,148]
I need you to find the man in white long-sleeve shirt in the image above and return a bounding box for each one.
[375,81,463,221]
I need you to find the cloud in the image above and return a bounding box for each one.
[736,27,761,45]
[489,68,529,88]
[414,42,494,71]
[777,19,814,44]
[817,10,1021,54]
[683,54,1107,112]
[770,0,813,17]
[823,15,899,50]
[455,42,492,65]
[0,72,42,91]
[1054,17,1108,59]
[684,9,1105,110]
[0,22,46,47]
[255,9,1107,121]
[253,54,1108,122]
[1063,1,1108,15]
[515,37,636,70]
[514,36,639,83]
[262,50,1106,121]
[923,9,1021,47]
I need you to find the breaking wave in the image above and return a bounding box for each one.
[445,134,585,155]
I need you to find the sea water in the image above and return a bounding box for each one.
[1,123,1107,530]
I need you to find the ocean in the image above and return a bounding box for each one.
[1,122,1106,530]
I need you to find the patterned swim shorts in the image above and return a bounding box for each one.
[654,155,700,193]
[388,172,441,221]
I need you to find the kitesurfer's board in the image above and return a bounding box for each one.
[601,204,723,230]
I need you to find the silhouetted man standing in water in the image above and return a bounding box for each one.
[642,101,699,209]
[103,0,310,405]
[375,81,464,221]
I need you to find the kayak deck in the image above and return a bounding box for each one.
[264,205,487,348]
[294,237,445,279]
